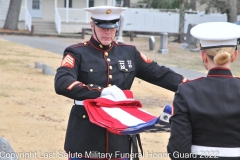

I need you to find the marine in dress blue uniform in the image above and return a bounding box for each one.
[167,22,240,160]
[54,6,185,160]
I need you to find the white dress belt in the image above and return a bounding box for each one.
[191,145,240,157]
[74,100,84,105]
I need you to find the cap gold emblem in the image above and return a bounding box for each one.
[106,9,112,14]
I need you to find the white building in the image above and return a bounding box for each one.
[0,0,116,33]
[0,0,227,35]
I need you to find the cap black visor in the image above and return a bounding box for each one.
[92,18,120,29]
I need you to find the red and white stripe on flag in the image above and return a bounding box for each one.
[84,90,160,135]
[61,54,75,68]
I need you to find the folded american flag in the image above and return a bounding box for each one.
[83,90,171,135]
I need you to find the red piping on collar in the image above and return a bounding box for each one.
[207,75,233,78]
[89,41,114,52]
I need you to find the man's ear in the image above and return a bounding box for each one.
[231,50,238,63]
[90,21,94,30]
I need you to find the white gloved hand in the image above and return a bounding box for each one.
[100,85,127,100]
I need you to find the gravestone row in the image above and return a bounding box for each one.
[34,62,55,75]
[148,33,169,54]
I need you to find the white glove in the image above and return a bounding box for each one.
[100,85,127,100]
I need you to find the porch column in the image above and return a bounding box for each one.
[25,0,27,30]
[107,0,114,6]
[85,0,89,8]
[54,0,57,9]
[112,0,116,6]
[66,0,69,23]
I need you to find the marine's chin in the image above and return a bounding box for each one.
[101,39,112,46]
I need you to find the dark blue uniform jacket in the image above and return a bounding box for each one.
[55,36,184,158]
[168,68,240,160]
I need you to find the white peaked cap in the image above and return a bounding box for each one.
[190,22,240,48]
[84,6,127,20]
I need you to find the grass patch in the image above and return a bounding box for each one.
[0,92,9,97]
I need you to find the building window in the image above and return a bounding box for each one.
[64,0,72,8]
[89,0,94,7]
[32,0,40,9]
[116,0,123,7]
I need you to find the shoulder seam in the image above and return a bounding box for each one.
[114,41,134,47]
[181,77,204,84]
[72,41,89,48]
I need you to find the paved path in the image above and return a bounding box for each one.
[0,35,206,80]
[0,35,72,55]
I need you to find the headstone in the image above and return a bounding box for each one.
[158,32,169,54]
[34,62,42,69]
[42,64,55,75]
[180,43,188,49]
[0,137,19,160]
[185,24,199,49]
[189,48,200,52]
[149,36,155,51]
[116,14,124,43]
[26,64,31,68]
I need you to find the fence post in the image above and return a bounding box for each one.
[130,31,134,42]
[81,28,85,39]
[30,25,34,36]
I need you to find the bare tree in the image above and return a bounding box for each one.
[123,0,130,7]
[190,0,196,10]
[179,0,186,43]
[200,0,237,22]
[4,0,22,30]
[227,0,237,22]
[147,0,154,8]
